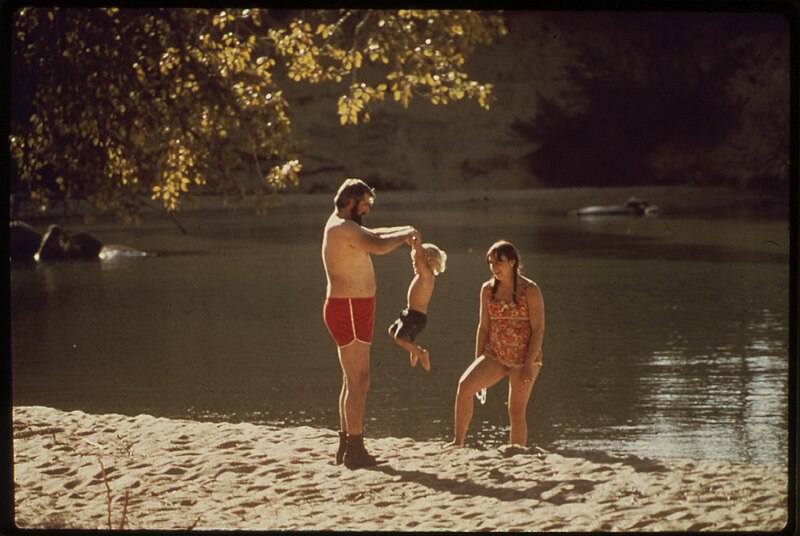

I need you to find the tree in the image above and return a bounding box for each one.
[510,12,789,189]
[10,8,507,223]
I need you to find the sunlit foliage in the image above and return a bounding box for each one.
[10,8,507,222]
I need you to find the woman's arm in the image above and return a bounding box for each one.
[475,284,492,359]
[525,283,545,365]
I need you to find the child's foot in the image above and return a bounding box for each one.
[409,352,418,367]
[419,349,431,371]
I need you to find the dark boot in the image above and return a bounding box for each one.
[335,431,347,465]
[343,434,385,468]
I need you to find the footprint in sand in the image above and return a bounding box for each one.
[459,511,481,520]
[215,440,246,449]
[214,464,257,479]
[588,465,614,474]
[687,522,714,531]
[42,466,72,476]
[92,467,117,479]
[628,518,658,530]
[270,469,295,479]
[162,466,188,476]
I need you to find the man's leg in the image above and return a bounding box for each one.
[336,372,348,465]
[338,341,383,468]
[339,371,348,430]
[338,341,370,435]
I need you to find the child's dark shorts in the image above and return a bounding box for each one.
[389,308,428,342]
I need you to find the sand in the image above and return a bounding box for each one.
[11,406,788,531]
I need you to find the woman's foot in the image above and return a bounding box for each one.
[409,352,418,367]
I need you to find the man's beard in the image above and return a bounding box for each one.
[350,205,363,226]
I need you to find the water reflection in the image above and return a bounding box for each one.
[11,202,789,467]
[586,302,788,466]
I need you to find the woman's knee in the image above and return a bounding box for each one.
[456,378,479,399]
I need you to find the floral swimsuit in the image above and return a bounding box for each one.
[484,291,531,367]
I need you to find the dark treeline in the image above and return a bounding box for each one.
[509,12,790,191]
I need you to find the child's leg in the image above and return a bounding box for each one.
[390,335,430,371]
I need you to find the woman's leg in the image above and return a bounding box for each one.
[507,364,542,446]
[451,356,506,446]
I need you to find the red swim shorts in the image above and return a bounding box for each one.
[323,297,376,347]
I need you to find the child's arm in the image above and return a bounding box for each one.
[411,235,434,278]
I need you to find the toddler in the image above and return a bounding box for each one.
[387,234,447,371]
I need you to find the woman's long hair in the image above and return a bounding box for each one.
[487,240,522,302]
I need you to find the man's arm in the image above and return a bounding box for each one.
[347,222,416,255]
[370,225,413,236]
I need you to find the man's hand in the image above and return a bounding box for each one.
[406,229,421,246]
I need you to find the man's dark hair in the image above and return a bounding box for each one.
[334,178,375,209]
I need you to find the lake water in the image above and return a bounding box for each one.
[10,194,790,467]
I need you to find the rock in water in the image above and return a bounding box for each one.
[70,232,104,259]
[10,221,42,261]
[34,224,69,261]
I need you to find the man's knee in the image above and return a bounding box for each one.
[347,370,370,393]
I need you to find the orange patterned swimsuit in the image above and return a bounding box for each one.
[484,292,531,367]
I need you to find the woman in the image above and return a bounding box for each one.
[449,240,544,447]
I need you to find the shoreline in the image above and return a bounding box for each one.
[12,405,789,531]
[11,185,790,224]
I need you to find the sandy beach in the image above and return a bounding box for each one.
[11,405,788,531]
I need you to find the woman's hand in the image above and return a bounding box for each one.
[521,350,543,384]
[519,366,535,384]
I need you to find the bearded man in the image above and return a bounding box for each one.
[321,178,418,468]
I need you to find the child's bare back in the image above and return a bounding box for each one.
[387,235,447,371]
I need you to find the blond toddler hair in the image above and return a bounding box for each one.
[421,243,447,275]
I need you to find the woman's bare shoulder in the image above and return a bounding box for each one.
[521,278,543,300]
[480,280,494,295]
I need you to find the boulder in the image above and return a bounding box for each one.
[70,232,104,259]
[10,221,42,261]
[34,224,70,261]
